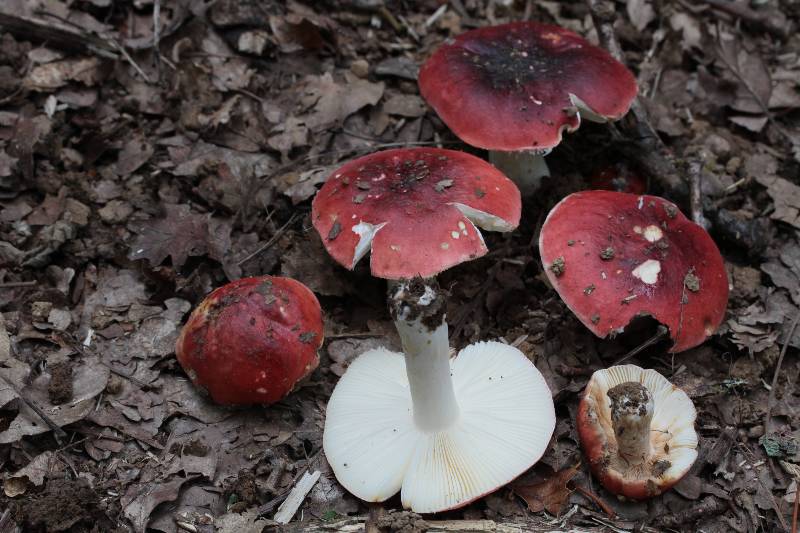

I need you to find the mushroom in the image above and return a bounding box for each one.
[312,148,554,511]
[577,364,698,500]
[539,190,728,353]
[419,22,637,194]
[324,278,555,512]
[175,276,323,405]
[311,147,520,279]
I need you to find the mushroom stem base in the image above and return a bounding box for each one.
[489,150,550,196]
[607,381,654,464]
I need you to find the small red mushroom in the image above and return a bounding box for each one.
[175,276,323,405]
[419,22,637,192]
[311,147,520,280]
[539,190,728,353]
[577,364,698,500]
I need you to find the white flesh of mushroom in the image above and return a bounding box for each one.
[323,281,555,513]
[488,150,550,197]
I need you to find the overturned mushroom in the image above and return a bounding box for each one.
[577,364,698,500]
[419,22,637,193]
[175,276,323,405]
[324,279,555,512]
[539,190,729,352]
[311,147,520,279]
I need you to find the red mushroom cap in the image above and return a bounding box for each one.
[311,148,521,280]
[175,276,323,405]
[419,22,638,152]
[539,191,728,353]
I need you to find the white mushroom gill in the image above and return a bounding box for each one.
[323,280,556,513]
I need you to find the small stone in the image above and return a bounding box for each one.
[350,59,370,79]
[663,203,678,219]
[98,200,133,224]
[584,284,596,295]
[600,247,615,260]
[434,179,453,192]
[591,314,600,324]
[237,30,270,55]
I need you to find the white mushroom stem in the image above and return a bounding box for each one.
[489,150,550,196]
[607,381,654,464]
[390,280,460,432]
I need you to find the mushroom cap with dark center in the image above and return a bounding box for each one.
[312,148,521,280]
[419,22,638,151]
[539,190,729,353]
[175,276,323,405]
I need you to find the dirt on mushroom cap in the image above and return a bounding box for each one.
[539,190,729,353]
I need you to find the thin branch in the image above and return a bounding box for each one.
[764,304,800,434]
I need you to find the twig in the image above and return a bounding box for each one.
[0,12,118,58]
[571,483,616,518]
[613,325,668,365]
[763,304,800,434]
[34,11,151,83]
[701,0,787,38]
[153,0,162,81]
[687,157,709,228]
[0,280,37,288]
[0,373,67,441]
[237,213,300,266]
[273,470,321,524]
[585,0,687,199]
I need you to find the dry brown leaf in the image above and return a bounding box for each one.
[755,175,800,229]
[24,57,103,91]
[514,463,580,516]
[128,204,232,269]
[301,72,384,132]
[627,0,655,32]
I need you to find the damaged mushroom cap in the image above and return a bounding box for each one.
[175,276,323,405]
[312,148,521,279]
[577,364,698,500]
[418,22,638,152]
[539,190,728,353]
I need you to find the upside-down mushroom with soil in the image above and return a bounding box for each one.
[577,364,698,500]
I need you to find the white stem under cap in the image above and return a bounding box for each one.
[489,150,550,196]
[391,280,460,432]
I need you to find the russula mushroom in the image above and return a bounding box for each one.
[311,147,520,279]
[539,190,728,353]
[577,364,698,500]
[324,278,555,512]
[175,276,323,405]
[419,22,637,194]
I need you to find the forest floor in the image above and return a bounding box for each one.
[0,0,799,532]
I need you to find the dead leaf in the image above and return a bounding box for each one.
[277,167,329,204]
[0,353,109,444]
[123,475,198,533]
[669,13,702,50]
[730,115,768,132]
[300,72,384,132]
[128,204,232,269]
[755,175,800,229]
[513,463,580,516]
[116,136,154,175]
[216,509,270,533]
[4,451,55,497]
[627,0,655,32]
[383,94,427,117]
[24,57,103,91]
